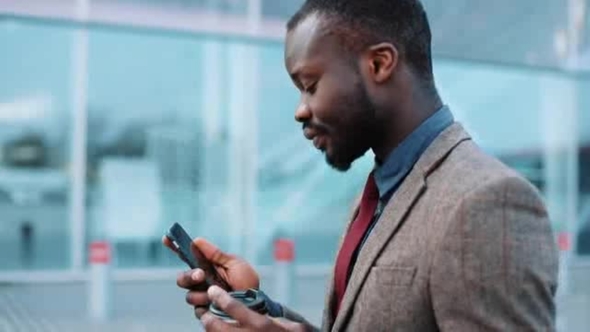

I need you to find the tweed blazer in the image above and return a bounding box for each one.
[321,123,559,332]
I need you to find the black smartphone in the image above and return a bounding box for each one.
[166,222,232,290]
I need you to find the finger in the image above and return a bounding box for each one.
[272,318,305,331]
[162,235,178,253]
[193,238,233,266]
[194,306,208,319]
[200,312,239,332]
[186,290,210,307]
[176,269,207,289]
[208,286,266,328]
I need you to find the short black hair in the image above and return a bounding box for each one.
[287,0,434,82]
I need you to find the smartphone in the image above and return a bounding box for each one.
[166,222,232,290]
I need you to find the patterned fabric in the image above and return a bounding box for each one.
[321,123,559,332]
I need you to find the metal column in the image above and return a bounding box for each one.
[69,0,90,271]
[226,0,262,263]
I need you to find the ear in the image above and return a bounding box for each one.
[365,43,398,84]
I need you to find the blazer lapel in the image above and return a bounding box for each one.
[330,123,471,331]
[331,169,426,331]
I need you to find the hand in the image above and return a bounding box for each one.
[162,236,260,318]
[201,286,307,332]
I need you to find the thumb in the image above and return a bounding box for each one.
[192,238,233,265]
[272,318,306,331]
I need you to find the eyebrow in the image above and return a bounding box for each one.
[288,65,305,84]
[287,61,302,78]
[290,66,317,82]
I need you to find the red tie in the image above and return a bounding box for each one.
[333,171,379,315]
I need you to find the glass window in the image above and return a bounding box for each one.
[262,0,304,20]
[1,16,586,272]
[0,21,73,270]
[577,77,590,256]
[85,31,234,268]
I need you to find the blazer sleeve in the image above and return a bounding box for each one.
[430,175,559,331]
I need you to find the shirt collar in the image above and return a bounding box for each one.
[373,105,454,199]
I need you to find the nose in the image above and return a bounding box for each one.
[294,101,312,123]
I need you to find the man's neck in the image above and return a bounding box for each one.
[371,94,443,162]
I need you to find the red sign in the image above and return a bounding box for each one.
[274,238,295,262]
[557,232,571,252]
[89,241,111,264]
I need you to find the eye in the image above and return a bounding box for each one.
[304,82,317,94]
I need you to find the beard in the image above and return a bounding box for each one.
[324,82,378,172]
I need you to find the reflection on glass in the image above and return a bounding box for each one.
[1,18,588,272]
[84,31,213,268]
[0,23,73,270]
[577,79,590,256]
[262,0,305,20]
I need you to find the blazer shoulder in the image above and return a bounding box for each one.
[430,139,543,202]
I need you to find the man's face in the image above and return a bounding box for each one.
[284,15,378,172]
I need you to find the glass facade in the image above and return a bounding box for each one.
[0,17,588,273]
[84,30,211,268]
[577,79,590,256]
[0,23,74,270]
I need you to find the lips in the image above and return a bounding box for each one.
[303,127,318,140]
[313,136,328,150]
[302,124,328,150]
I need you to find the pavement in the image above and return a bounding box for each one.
[0,272,326,332]
[0,266,588,331]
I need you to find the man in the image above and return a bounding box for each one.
[164,0,559,330]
